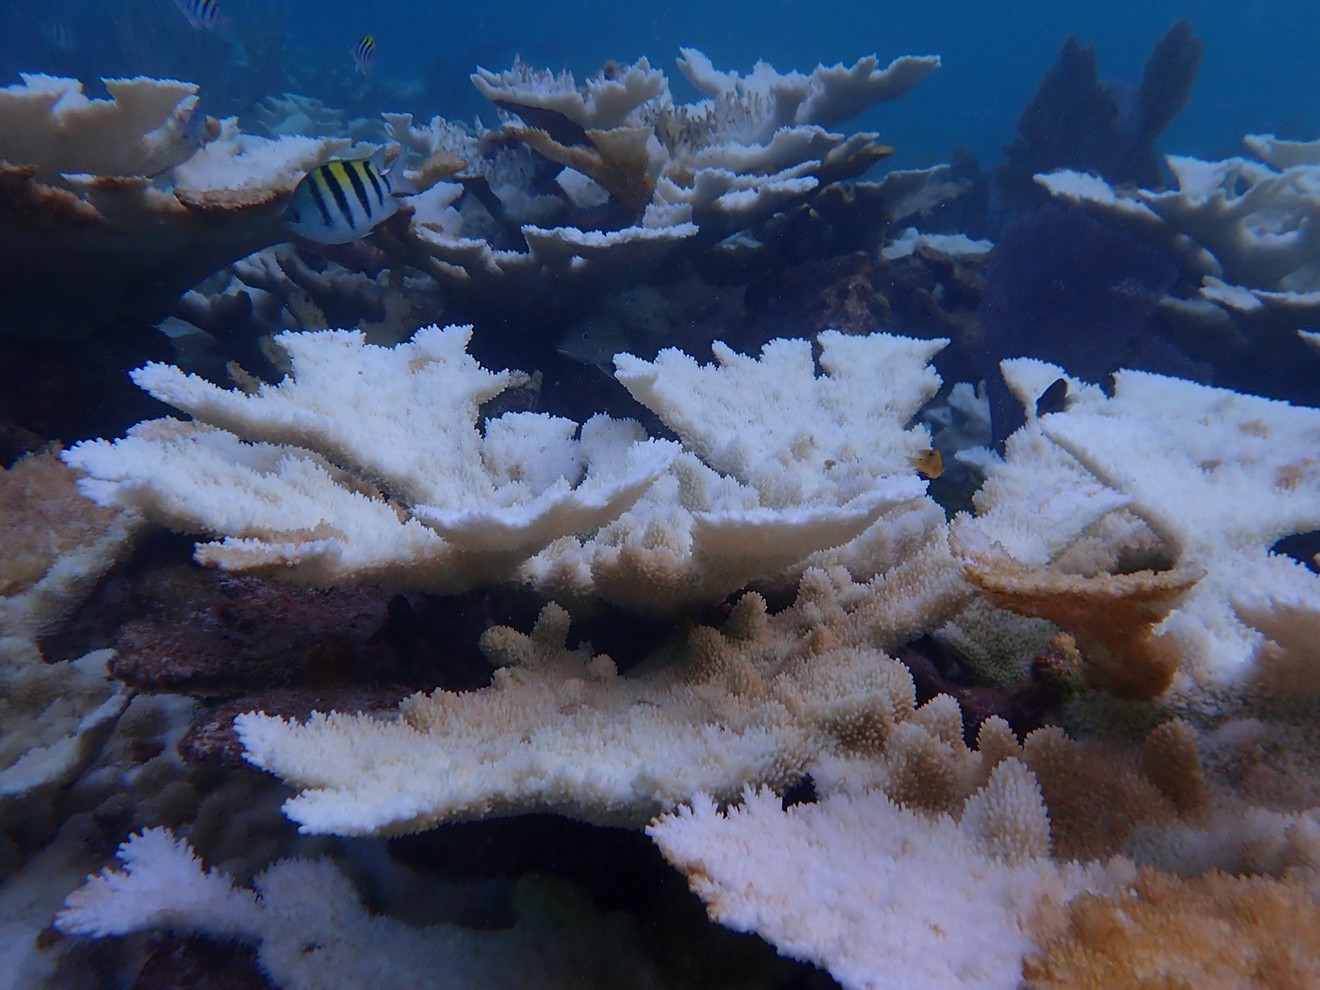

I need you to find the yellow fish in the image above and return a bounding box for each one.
[912,448,943,480]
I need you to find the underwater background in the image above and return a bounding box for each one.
[2,0,1319,988]
[7,0,1320,163]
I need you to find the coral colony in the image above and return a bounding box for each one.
[2,21,1319,990]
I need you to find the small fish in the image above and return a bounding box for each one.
[41,20,73,52]
[1035,377,1069,417]
[557,314,631,373]
[283,149,417,245]
[912,448,943,480]
[177,103,212,148]
[175,0,223,30]
[351,34,377,75]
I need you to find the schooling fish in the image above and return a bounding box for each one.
[175,0,223,30]
[351,34,377,75]
[283,149,417,245]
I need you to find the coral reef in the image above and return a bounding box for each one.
[1036,133,1320,403]
[648,775,1130,990]
[954,355,1320,693]
[236,558,968,834]
[65,326,948,615]
[1,30,1317,990]
[57,827,677,990]
[999,21,1202,205]
[0,103,350,337]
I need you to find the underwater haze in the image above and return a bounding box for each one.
[5,0,1319,164]
[3,0,1320,989]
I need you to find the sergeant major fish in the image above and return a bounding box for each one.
[352,34,377,75]
[283,149,417,245]
[175,0,223,30]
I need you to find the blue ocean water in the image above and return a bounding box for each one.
[4,0,1317,165]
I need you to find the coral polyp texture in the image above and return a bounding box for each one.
[236,562,969,835]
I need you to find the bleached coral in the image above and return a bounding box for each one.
[0,91,349,338]
[954,357,1320,693]
[0,650,128,823]
[648,773,1131,990]
[1036,369,1320,687]
[670,48,941,147]
[527,331,952,614]
[472,57,668,133]
[0,73,208,179]
[0,450,141,660]
[57,827,673,990]
[236,573,965,834]
[615,331,942,505]
[1036,137,1320,333]
[399,50,945,304]
[65,326,953,615]
[64,324,674,592]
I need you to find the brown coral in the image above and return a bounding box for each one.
[961,545,1203,698]
[1024,868,1320,990]
[0,448,120,596]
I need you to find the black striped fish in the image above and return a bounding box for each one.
[352,34,377,75]
[174,0,223,30]
[283,149,417,245]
